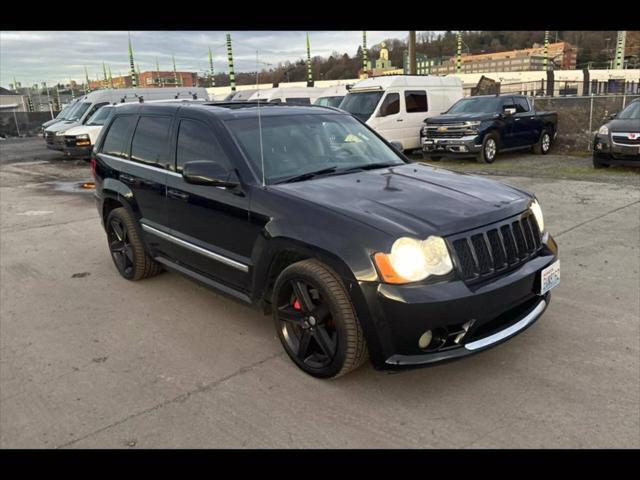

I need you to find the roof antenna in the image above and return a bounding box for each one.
[256,49,266,188]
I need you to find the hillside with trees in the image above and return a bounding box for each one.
[211,31,637,87]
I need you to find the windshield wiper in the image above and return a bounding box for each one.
[276,166,338,184]
[339,162,401,173]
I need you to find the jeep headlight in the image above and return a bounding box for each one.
[598,125,609,135]
[374,236,453,284]
[530,199,545,233]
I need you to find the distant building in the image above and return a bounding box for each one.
[431,41,577,74]
[89,75,132,90]
[369,43,400,77]
[138,71,198,88]
[402,52,439,75]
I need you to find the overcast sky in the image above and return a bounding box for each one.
[1,31,418,88]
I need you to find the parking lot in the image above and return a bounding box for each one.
[0,137,638,449]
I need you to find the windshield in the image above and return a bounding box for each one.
[315,96,345,108]
[225,113,405,185]
[339,91,384,121]
[447,97,502,114]
[66,102,92,121]
[56,103,77,120]
[86,106,114,126]
[617,101,640,120]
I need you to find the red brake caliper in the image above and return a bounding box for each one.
[292,299,302,311]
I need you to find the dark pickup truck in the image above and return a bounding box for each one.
[421,94,558,163]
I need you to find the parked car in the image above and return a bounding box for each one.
[421,94,558,163]
[314,84,350,108]
[92,101,559,378]
[592,98,640,168]
[44,87,209,151]
[247,86,323,105]
[339,75,463,152]
[41,100,80,135]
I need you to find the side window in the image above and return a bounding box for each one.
[379,92,400,117]
[84,102,109,122]
[269,98,282,104]
[501,97,517,114]
[514,97,530,113]
[405,90,428,113]
[176,119,228,172]
[101,115,137,159]
[130,116,172,166]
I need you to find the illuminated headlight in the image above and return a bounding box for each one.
[76,134,90,140]
[374,236,453,284]
[530,199,545,233]
[55,131,65,136]
[598,125,609,135]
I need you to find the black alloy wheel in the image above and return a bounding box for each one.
[273,259,367,378]
[108,217,135,279]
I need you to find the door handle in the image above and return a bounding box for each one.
[396,119,404,122]
[119,174,135,184]
[167,189,189,201]
[514,118,521,121]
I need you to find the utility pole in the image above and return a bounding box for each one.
[408,31,417,75]
[615,31,626,69]
[102,62,109,89]
[208,47,215,88]
[543,31,549,70]
[172,55,179,86]
[84,67,91,93]
[226,33,236,92]
[156,57,161,87]
[456,32,462,73]
[306,32,313,87]
[128,32,137,88]
[69,79,75,99]
[362,31,369,78]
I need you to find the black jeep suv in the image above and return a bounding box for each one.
[92,101,559,378]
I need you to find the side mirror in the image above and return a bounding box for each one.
[502,106,516,116]
[389,141,403,152]
[609,113,617,120]
[182,161,239,188]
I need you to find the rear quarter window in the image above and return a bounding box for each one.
[405,90,428,113]
[100,115,137,159]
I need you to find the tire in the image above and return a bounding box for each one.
[272,259,368,379]
[533,129,552,155]
[592,156,610,169]
[105,207,163,281]
[476,133,498,163]
[422,152,442,161]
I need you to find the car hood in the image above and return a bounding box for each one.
[45,120,80,133]
[64,125,101,136]
[273,163,532,238]
[606,118,640,132]
[42,118,61,129]
[425,113,497,124]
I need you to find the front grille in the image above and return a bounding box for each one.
[449,213,543,283]
[45,131,56,142]
[424,123,474,139]
[612,133,640,146]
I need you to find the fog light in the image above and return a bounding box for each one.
[418,330,433,349]
[460,146,468,152]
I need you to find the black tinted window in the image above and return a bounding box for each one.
[176,119,228,172]
[101,115,136,158]
[379,93,400,116]
[405,91,428,113]
[285,97,311,105]
[131,116,172,166]
[514,97,530,113]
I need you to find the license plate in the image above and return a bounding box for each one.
[540,260,560,295]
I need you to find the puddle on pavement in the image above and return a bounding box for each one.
[46,181,95,194]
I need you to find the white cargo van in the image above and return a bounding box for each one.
[44,87,209,151]
[247,87,322,105]
[314,84,351,108]
[339,75,463,151]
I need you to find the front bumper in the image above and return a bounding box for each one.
[421,134,482,156]
[63,144,92,158]
[354,234,558,370]
[593,133,640,166]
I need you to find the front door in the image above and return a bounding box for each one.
[165,116,255,291]
[370,91,403,146]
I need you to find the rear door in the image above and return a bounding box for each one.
[164,114,254,291]
[403,90,429,149]
[512,97,538,146]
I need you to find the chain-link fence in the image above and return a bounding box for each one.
[0,111,58,138]
[532,94,640,153]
